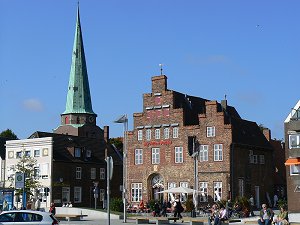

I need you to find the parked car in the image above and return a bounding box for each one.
[0,210,59,224]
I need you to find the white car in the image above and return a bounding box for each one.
[0,210,59,224]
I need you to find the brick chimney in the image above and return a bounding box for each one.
[152,75,167,93]
[104,126,109,142]
[262,128,271,141]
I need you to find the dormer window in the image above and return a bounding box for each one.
[75,148,81,157]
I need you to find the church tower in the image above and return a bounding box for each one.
[54,5,103,139]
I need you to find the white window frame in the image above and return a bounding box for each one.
[131,183,142,202]
[213,181,222,202]
[135,149,143,165]
[214,144,223,161]
[173,127,179,138]
[175,147,183,163]
[76,167,82,179]
[16,151,22,158]
[290,165,300,175]
[164,128,170,139]
[91,168,96,179]
[138,130,143,141]
[200,145,208,162]
[62,187,70,203]
[146,129,151,141]
[100,168,105,180]
[199,182,208,202]
[289,134,300,149]
[155,129,160,139]
[25,150,31,157]
[74,186,82,203]
[152,148,160,164]
[207,126,216,137]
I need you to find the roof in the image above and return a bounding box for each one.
[29,131,123,165]
[62,5,95,115]
[231,118,273,150]
[284,100,300,123]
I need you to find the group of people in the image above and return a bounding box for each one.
[258,204,288,225]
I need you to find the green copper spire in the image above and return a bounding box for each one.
[63,5,95,115]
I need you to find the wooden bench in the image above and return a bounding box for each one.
[55,214,88,221]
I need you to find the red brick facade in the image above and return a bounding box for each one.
[127,75,274,208]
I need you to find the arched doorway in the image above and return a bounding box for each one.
[149,174,164,202]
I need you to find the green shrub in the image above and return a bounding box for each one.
[148,199,156,211]
[110,198,123,212]
[277,199,287,209]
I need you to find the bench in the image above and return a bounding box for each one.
[155,217,181,224]
[55,214,88,221]
[136,218,150,224]
[190,221,204,225]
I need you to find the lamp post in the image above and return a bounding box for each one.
[114,115,128,223]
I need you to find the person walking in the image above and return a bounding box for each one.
[173,195,184,219]
[49,202,56,215]
[249,195,255,216]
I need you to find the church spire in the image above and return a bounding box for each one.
[63,4,95,116]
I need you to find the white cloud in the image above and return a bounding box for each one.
[22,99,44,112]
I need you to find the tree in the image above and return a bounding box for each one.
[0,129,18,140]
[9,149,41,201]
[110,137,123,151]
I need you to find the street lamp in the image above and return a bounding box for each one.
[114,115,128,223]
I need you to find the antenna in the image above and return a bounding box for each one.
[159,64,163,75]
[224,94,227,100]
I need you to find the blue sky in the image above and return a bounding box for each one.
[0,0,299,140]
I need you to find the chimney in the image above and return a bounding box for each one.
[152,75,167,93]
[262,128,271,141]
[221,100,227,110]
[104,126,109,142]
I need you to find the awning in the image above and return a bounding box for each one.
[285,158,300,166]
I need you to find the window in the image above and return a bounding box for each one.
[76,167,82,179]
[152,148,160,164]
[75,148,81,157]
[138,130,143,141]
[207,126,215,137]
[175,147,183,163]
[8,151,14,159]
[86,150,91,158]
[74,186,82,203]
[146,129,151,141]
[91,168,96,179]
[100,168,105,180]
[168,182,177,189]
[173,127,179,138]
[100,189,105,201]
[253,155,258,164]
[214,144,223,161]
[34,167,40,179]
[131,183,142,202]
[199,182,208,202]
[290,165,300,175]
[259,155,265,164]
[164,128,169,139]
[62,187,70,203]
[249,151,254,164]
[41,163,49,179]
[135,149,143,165]
[213,182,222,201]
[16,151,22,158]
[289,134,300,149]
[25,151,31,157]
[199,145,208,162]
[34,149,40,157]
[155,129,160,139]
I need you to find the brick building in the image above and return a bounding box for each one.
[127,75,274,209]
[284,100,300,213]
